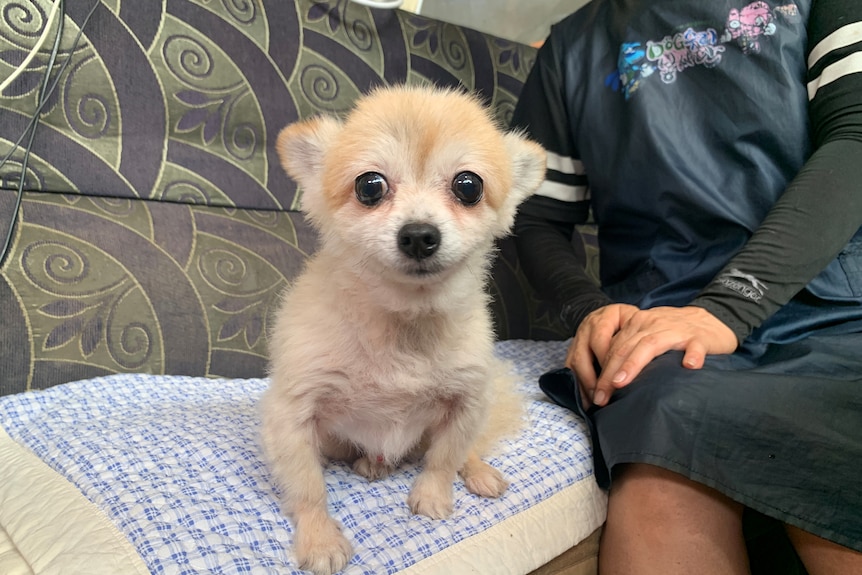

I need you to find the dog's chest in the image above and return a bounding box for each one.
[317,361,480,461]
[309,307,491,459]
[325,363,466,421]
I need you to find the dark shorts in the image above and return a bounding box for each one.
[540,333,862,552]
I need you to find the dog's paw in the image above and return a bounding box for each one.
[352,455,393,481]
[462,460,508,498]
[407,475,454,519]
[294,517,353,575]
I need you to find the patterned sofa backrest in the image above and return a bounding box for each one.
[0,0,566,396]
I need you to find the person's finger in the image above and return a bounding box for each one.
[570,334,597,399]
[588,319,616,371]
[565,335,594,408]
[565,304,641,406]
[682,340,707,369]
[579,314,621,397]
[593,331,674,406]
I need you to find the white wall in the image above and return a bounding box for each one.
[417,0,591,44]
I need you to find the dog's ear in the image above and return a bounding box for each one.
[495,132,547,236]
[275,116,342,192]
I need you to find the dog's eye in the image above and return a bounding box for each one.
[354,172,388,206]
[451,171,483,205]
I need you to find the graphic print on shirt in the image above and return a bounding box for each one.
[720,1,777,54]
[716,268,769,302]
[605,42,655,98]
[605,1,801,99]
[647,27,725,84]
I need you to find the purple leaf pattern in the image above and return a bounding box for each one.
[44,317,86,350]
[174,91,230,145]
[39,299,91,318]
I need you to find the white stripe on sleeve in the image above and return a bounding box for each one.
[808,22,862,69]
[808,52,862,100]
[546,151,586,175]
[534,180,590,203]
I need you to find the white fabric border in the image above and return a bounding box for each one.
[0,426,149,575]
[0,524,32,575]
[401,478,606,575]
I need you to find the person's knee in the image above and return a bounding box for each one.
[609,463,743,526]
[603,463,749,573]
[611,462,697,503]
[785,523,862,575]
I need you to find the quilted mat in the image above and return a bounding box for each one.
[0,339,604,575]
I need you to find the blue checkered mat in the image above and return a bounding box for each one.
[0,340,595,575]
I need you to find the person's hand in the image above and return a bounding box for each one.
[565,303,638,407]
[566,305,738,408]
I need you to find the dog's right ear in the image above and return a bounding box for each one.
[489,133,547,237]
[275,116,342,192]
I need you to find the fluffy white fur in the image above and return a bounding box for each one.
[260,85,546,575]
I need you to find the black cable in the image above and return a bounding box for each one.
[0,0,100,270]
[0,0,65,262]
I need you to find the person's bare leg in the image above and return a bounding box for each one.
[599,463,749,575]
[786,525,862,575]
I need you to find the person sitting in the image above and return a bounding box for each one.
[510,0,862,573]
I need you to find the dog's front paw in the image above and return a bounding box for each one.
[294,517,353,575]
[407,474,454,519]
[352,455,393,481]
[461,459,508,498]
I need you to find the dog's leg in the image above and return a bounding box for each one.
[320,436,393,480]
[459,450,508,498]
[320,433,360,463]
[261,396,352,575]
[353,454,395,481]
[407,399,482,519]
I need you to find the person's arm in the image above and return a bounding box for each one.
[691,0,862,342]
[511,33,613,335]
[514,211,611,332]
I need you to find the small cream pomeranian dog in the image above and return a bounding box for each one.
[260,85,546,574]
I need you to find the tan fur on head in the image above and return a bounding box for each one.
[262,85,546,575]
[276,86,545,239]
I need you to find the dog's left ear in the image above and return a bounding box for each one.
[275,116,342,193]
[495,133,547,236]
[275,116,343,225]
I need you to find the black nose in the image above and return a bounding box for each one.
[397,223,441,260]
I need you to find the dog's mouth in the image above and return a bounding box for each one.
[393,251,461,282]
[402,261,446,278]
